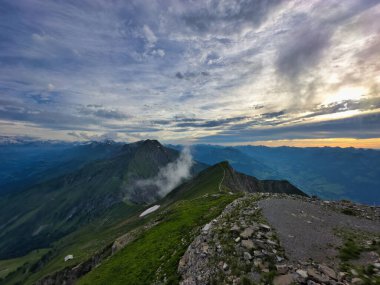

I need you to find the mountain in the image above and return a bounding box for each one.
[0,140,204,259]
[0,140,124,195]
[175,144,380,205]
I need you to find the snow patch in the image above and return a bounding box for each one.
[139,205,160,217]
[64,254,74,262]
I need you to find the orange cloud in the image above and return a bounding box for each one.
[241,138,380,149]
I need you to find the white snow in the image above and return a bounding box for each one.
[139,205,160,217]
[64,254,74,262]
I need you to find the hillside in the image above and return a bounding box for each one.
[0,158,306,285]
[32,161,305,285]
[0,140,203,260]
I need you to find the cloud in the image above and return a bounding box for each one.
[195,112,380,144]
[276,22,330,80]
[68,131,121,142]
[0,0,379,144]
[142,25,157,47]
[78,105,130,120]
[134,146,194,197]
[182,0,282,34]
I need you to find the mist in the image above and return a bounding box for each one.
[135,146,194,197]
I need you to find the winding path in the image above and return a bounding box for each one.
[219,168,225,192]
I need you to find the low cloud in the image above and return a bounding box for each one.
[135,147,194,197]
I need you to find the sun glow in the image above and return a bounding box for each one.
[325,86,367,104]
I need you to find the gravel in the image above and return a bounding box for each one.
[258,198,380,266]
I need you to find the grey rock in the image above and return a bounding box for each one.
[241,239,254,249]
[276,264,288,274]
[259,223,271,231]
[243,252,252,260]
[296,269,308,278]
[307,268,329,283]
[223,262,229,271]
[351,278,364,285]
[240,227,254,238]
[319,264,337,280]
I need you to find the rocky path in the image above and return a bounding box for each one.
[178,193,380,285]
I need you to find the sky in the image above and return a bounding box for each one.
[0,0,380,147]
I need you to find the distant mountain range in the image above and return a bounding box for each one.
[169,144,380,205]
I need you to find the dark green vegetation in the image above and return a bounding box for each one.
[0,140,203,259]
[336,229,380,285]
[170,144,380,204]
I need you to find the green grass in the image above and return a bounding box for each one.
[339,238,361,261]
[78,164,238,285]
[79,194,237,285]
[2,163,236,285]
[0,249,50,280]
[336,228,380,285]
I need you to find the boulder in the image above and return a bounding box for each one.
[296,269,308,278]
[307,268,329,283]
[241,239,254,249]
[240,227,254,238]
[318,264,337,280]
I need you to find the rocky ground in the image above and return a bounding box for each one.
[178,193,380,285]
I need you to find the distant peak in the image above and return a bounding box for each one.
[143,139,161,144]
[215,161,234,171]
[141,139,163,148]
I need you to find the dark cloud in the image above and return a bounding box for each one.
[182,0,282,34]
[0,102,96,131]
[176,116,248,128]
[306,97,380,118]
[195,112,380,144]
[175,72,184,79]
[78,105,130,120]
[175,71,211,80]
[276,21,330,80]
[261,110,286,119]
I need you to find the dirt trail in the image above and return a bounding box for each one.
[218,168,225,192]
[258,198,380,267]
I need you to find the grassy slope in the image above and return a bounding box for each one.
[78,163,239,285]
[0,249,50,280]
[2,202,143,285]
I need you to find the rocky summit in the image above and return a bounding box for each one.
[178,193,380,285]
